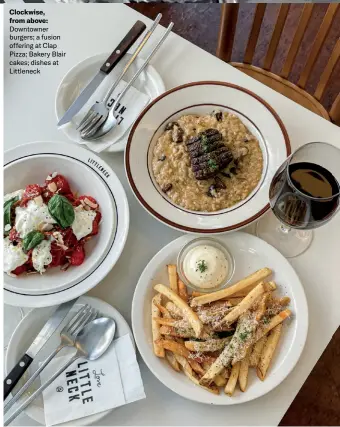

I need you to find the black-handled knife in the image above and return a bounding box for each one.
[4,299,76,400]
[57,20,147,127]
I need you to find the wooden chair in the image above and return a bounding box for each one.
[216,3,340,125]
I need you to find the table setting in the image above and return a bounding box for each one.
[3,3,340,426]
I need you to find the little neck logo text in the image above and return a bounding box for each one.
[65,361,94,404]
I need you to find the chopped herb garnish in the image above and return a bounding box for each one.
[201,134,209,145]
[196,259,208,273]
[239,331,249,341]
[208,159,218,170]
[262,316,270,324]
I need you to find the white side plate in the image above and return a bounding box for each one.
[56,53,165,153]
[6,296,134,426]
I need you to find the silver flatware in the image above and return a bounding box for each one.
[57,20,147,127]
[4,304,97,414]
[4,299,77,400]
[77,13,162,138]
[5,317,116,426]
[80,22,174,141]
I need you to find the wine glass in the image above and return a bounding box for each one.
[256,142,340,258]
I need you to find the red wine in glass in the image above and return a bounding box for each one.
[270,162,340,230]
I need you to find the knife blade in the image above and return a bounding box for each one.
[4,299,77,400]
[57,20,147,127]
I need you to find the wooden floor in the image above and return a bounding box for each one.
[129,4,340,425]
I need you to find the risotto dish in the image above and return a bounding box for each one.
[151,111,264,212]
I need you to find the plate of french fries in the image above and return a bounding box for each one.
[132,232,308,404]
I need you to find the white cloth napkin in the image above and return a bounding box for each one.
[40,334,145,426]
[72,80,149,154]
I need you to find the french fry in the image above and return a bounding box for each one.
[159,325,174,335]
[227,298,244,306]
[188,359,205,375]
[159,326,197,339]
[202,362,227,387]
[257,324,282,380]
[254,291,270,321]
[214,375,227,387]
[259,309,291,338]
[175,354,218,397]
[185,338,231,353]
[191,292,250,300]
[182,367,220,395]
[153,317,189,328]
[152,294,165,358]
[200,344,233,385]
[174,354,193,376]
[277,296,291,306]
[165,351,180,372]
[158,339,190,358]
[238,348,251,392]
[178,279,188,302]
[154,284,203,338]
[249,336,267,367]
[155,303,172,318]
[191,268,272,307]
[167,264,178,294]
[165,302,183,318]
[225,362,240,396]
[222,282,276,325]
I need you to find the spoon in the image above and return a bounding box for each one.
[5,318,116,426]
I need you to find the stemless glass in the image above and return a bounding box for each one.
[256,142,340,258]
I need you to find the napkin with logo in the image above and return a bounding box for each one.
[77,80,150,154]
[40,334,145,426]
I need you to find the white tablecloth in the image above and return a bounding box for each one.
[4,4,340,426]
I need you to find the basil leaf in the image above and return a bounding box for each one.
[23,231,44,251]
[48,194,75,228]
[4,196,19,235]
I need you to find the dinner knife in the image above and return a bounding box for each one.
[4,299,77,400]
[57,20,147,127]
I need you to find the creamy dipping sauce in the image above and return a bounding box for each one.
[183,245,229,289]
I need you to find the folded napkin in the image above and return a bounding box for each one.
[40,334,145,426]
[72,79,149,153]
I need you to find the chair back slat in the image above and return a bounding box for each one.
[280,4,314,79]
[263,4,290,71]
[298,3,339,88]
[314,38,340,101]
[244,4,267,64]
[217,4,239,62]
[330,93,340,125]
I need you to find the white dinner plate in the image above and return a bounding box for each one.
[132,232,308,405]
[4,142,129,307]
[126,81,291,233]
[6,296,134,426]
[56,53,165,153]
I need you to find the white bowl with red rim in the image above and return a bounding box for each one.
[125,81,291,234]
[4,142,129,307]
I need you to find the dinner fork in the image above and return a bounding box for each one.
[4,304,98,414]
[80,21,174,141]
[77,13,162,137]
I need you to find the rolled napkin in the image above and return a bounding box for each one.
[40,334,145,426]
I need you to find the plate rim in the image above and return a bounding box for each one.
[4,142,129,307]
[131,232,309,405]
[5,296,134,426]
[125,81,291,233]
